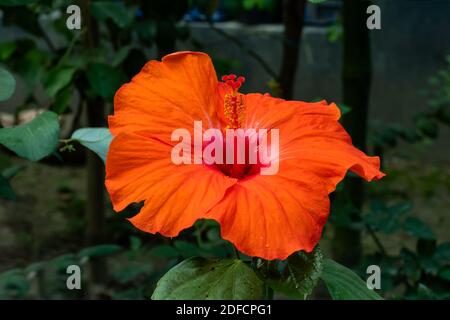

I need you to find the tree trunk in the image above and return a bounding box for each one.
[86,99,105,245]
[278,0,307,100]
[80,0,107,286]
[332,0,372,266]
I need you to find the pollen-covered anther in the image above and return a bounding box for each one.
[221,74,246,128]
[224,93,244,129]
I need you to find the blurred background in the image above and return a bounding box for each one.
[0,0,449,299]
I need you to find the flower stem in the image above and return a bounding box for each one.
[233,246,241,260]
[266,286,274,300]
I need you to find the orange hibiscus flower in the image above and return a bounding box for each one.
[105,51,385,260]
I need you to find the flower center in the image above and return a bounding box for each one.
[221,74,245,129]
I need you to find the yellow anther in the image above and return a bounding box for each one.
[224,93,244,129]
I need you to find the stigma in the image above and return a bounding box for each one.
[221,74,246,129]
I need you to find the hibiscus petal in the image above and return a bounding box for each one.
[242,93,341,131]
[243,93,384,191]
[110,52,223,139]
[205,94,384,260]
[207,171,329,260]
[105,131,237,237]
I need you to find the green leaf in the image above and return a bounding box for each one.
[44,67,76,98]
[403,217,436,240]
[243,0,276,11]
[438,267,450,281]
[150,245,180,258]
[415,116,438,139]
[0,42,16,60]
[0,111,60,161]
[90,1,135,29]
[173,240,202,258]
[71,128,112,163]
[321,259,382,300]
[86,63,125,102]
[255,247,323,299]
[49,254,77,273]
[0,0,38,5]
[337,103,351,115]
[0,175,16,200]
[112,45,134,67]
[0,68,16,101]
[2,164,25,179]
[18,47,47,88]
[152,258,264,300]
[364,201,411,234]
[78,244,122,259]
[416,283,439,300]
[308,0,327,3]
[52,86,73,114]
[0,269,29,299]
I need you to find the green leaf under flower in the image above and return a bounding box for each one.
[152,258,264,300]
[255,247,323,299]
[321,259,383,300]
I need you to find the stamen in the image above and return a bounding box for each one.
[224,93,244,129]
[221,74,246,128]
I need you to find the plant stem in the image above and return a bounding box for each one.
[366,224,388,256]
[233,246,241,260]
[266,286,274,300]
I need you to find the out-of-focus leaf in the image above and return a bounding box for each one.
[337,103,351,115]
[415,116,439,139]
[0,42,16,61]
[255,247,323,299]
[438,267,450,281]
[0,269,29,299]
[24,262,44,275]
[0,0,38,5]
[44,67,76,98]
[150,245,180,258]
[242,0,276,11]
[0,111,60,161]
[112,45,134,67]
[400,248,421,282]
[403,217,436,240]
[416,283,439,300]
[136,20,156,44]
[86,63,125,102]
[112,265,152,284]
[90,1,135,28]
[2,164,24,179]
[321,259,382,300]
[49,254,78,273]
[435,242,450,264]
[0,68,16,101]
[71,128,112,163]
[173,240,202,258]
[152,258,264,300]
[52,85,73,115]
[364,201,411,234]
[0,175,15,200]
[18,47,47,88]
[78,244,122,259]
